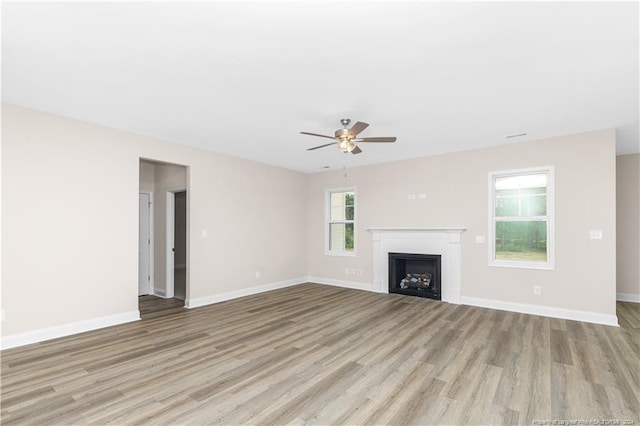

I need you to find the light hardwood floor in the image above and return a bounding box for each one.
[2,284,639,425]
[138,295,185,320]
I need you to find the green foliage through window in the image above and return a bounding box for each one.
[495,221,547,261]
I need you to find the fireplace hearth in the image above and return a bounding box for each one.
[389,252,441,300]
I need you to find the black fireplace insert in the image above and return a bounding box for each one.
[388,252,441,300]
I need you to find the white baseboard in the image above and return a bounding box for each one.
[461,296,618,327]
[617,292,640,303]
[1,311,141,350]
[304,282,619,326]
[185,277,307,309]
[153,288,166,298]
[307,276,374,292]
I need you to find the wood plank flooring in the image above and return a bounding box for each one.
[2,283,639,425]
[138,295,185,320]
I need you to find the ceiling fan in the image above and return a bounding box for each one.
[301,118,396,154]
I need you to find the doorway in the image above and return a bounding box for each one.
[138,159,188,315]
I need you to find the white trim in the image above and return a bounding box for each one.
[324,251,357,258]
[139,191,154,295]
[1,311,141,350]
[166,191,175,299]
[307,276,373,292]
[185,277,307,309]
[153,288,166,298]
[616,292,640,303]
[461,296,618,327]
[488,166,555,270]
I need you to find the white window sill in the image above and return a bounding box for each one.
[325,251,357,257]
[489,261,555,270]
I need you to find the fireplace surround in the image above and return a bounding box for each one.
[369,228,465,304]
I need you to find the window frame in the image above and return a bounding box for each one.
[488,166,555,270]
[325,187,357,257]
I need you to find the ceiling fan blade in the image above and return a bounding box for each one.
[355,136,397,143]
[349,121,369,136]
[351,146,362,154]
[307,142,336,151]
[300,131,336,140]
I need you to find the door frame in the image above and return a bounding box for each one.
[165,188,186,299]
[166,191,175,299]
[139,191,154,295]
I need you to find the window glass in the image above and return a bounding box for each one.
[327,190,355,254]
[490,169,553,268]
[495,221,547,262]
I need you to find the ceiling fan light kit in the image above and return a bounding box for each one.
[301,118,397,155]
[338,139,356,153]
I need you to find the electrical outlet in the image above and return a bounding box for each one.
[357,269,363,276]
[344,267,350,275]
[255,270,260,278]
[534,286,542,295]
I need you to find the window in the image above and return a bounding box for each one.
[489,167,554,269]
[326,188,356,255]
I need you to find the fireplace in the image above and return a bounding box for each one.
[369,228,464,303]
[388,252,441,300]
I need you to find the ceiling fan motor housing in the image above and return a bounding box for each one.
[335,128,351,139]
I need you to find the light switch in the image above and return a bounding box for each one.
[475,235,485,243]
[408,194,416,200]
[418,193,427,200]
[589,230,603,240]
[201,229,208,238]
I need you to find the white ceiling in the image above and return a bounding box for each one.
[2,1,638,173]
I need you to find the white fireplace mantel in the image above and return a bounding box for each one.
[369,227,466,304]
